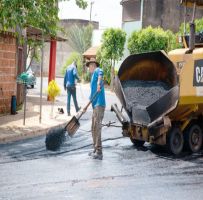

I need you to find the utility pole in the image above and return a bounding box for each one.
[90,1,94,22]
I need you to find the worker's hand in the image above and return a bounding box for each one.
[97,84,101,92]
[77,79,81,83]
[82,108,87,113]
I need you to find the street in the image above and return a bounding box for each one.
[0,78,203,200]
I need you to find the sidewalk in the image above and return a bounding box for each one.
[0,95,71,144]
[0,81,115,144]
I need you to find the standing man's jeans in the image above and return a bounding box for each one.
[67,86,79,114]
[91,106,105,155]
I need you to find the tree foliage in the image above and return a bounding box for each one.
[27,39,42,70]
[68,0,88,8]
[61,52,82,76]
[127,26,179,54]
[179,17,203,34]
[0,0,87,36]
[0,0,88,73]
[101,28,126,63]
[100,28,126,88]
[96,48,111,85]
[67,24,93,54]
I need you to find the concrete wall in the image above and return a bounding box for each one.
[122,21,142,59]
[40,19,99,77]
[121,0,203,60]
[142,0,203,32]
[121,0,144,60]
[0,33,17,114]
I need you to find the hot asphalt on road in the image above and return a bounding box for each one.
[0,78,203,200]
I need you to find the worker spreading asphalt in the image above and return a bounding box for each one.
[121,80,171,111]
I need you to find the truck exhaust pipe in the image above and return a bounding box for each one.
[186,1,196,53]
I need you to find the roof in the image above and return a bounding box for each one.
[0,26,67,42]
[82,46,100,59]
[26,26,67,42]
[0,27,15,35]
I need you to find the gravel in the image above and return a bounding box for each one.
[121,80,171,111]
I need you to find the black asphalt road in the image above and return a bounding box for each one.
[1,108,203,200]
[0,78,203,200]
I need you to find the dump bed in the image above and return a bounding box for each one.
[114,51,179,126]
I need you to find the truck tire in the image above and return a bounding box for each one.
[130,137,145,147]
[184,124,202,153]
[167,127,183,155]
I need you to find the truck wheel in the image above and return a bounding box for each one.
[184,124,202,153]
[167,127,183,155]
[130,137,145,147]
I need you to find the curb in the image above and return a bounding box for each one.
[0,122,67,144]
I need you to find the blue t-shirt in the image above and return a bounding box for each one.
[90,67,106,109]
[64,63,79,87]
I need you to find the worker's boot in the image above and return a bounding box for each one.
[91,152,103,160]
[88,150,96,156]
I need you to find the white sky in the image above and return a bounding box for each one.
[58,0,122,29]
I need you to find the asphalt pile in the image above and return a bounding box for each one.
[45,127,66,151]
[121,80,171,111]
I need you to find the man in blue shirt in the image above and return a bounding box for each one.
[64,61,80,116]
[86,58,106,160]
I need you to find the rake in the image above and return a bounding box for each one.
[45,90,99,151]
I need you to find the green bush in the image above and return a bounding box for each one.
[100,28,126,88]
[101,28,126,61]
[128,26,179,54]
[179,17,203,34]
[96,48,111,85]
[83,71,91,82]
[61,52,83,77]
[67,24,93,54]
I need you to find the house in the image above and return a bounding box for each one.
[121,0,203,34]
[83,46,100,60]
[121,0,203,57]
[0,27,66,115]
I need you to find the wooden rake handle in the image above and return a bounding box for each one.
[77,91,99,120]
[77,84,104,120]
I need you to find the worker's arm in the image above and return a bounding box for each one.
[97,69,104,92]
[73,67,80,81]
[64,70,67,90]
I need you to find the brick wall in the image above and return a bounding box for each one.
[0,33,17,114]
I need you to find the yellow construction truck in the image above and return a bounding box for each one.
[111,0,203,155]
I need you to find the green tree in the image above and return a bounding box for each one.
[128,26,178,54]
[96,48,111,85]
[67,24,93,81]
[27,39,42,70]
[100,28,126,89]
[0,0,87,36]
[0,0,87,71]
[179,17,203,34]
[67,24,93,54]
[61,52,82,76]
